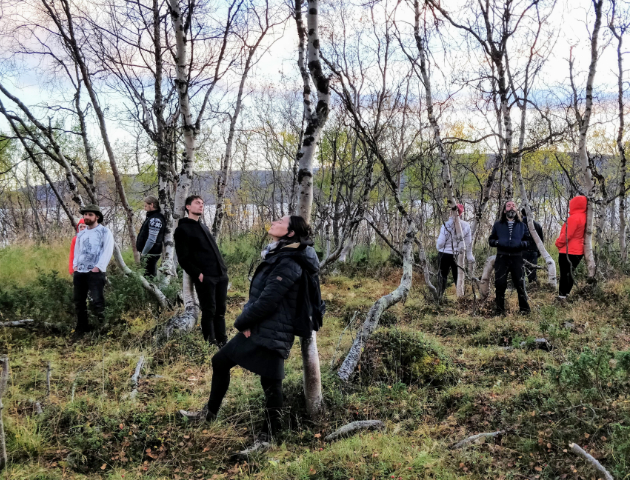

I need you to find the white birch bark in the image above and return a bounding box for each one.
[294,0,331,416]
[413,0,467,297]
[338,221,415,381]
[571,0,604,280]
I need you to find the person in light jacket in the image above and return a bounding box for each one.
[555,195,587,302]
[436,204,472,297]
[72,204,114,335]
[179,216,319,443]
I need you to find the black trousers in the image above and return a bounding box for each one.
[193,277,229,344]
[494,254,530,313]
[207,348,283,435]
[73,271,106,332]
[437,252,458,296]
[144,254,160,278]
[558,253,583,297]
[522,251,540,283]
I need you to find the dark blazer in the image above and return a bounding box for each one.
[234,243,319,359]
[488,219,530,256]
[174,217,227,280]
[522,216,544,252]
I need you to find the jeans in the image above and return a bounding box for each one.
[437,252,458,296]
[522,251,539,283]
[558,253,583,296]
[494,254,530,313]
[193,277,229,344]
[73,271,106,332]
[207,348,283,436]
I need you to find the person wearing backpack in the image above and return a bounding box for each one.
[179,215,321,444]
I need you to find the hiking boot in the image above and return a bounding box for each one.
[178,405,216,424]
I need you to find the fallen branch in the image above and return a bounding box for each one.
[126,355,145,400]
[324,420,385,441]
[0,356,8,471]
[451,430,505,449]
[0,319,34,327]
[569,443,614,480]
[46,362,51,398]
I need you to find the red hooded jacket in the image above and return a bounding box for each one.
[69,218,85,274]
[555,196,587,255]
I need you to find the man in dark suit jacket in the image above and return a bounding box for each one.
[174,195,229,346]
[521,208,544,284]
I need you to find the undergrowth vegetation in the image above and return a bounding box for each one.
[1,241,629,479]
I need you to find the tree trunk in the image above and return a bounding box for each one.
[294,0,331,417]
[338,221,415,382]
[479,255,497,301]
[413,0,467,297]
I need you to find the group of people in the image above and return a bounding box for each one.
[68,195,321,439]
[436,196,588,314]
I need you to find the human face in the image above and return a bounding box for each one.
[505,201,517,213]
[83,212,98,227]
[268,216,294,241]
[186,198,204,218]
[78,223,87,232]
[144,202,154,212]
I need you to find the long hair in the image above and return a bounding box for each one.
[499,203,522,223]
[279,215,313,246]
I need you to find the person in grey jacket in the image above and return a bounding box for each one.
[72,204,114,335]
[436,204,473,297]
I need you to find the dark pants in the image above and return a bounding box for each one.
[208,348,283,435]
[558,253,583,297]
[193,277,229,344]
[494,254,530,313]
[437,252,458,296]
[522,251,540,283]
[73,271,106,332]
[144,254,160,278]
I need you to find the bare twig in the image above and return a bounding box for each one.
[0,356,9,471]
[569,443,614,480]
[46,362,51,398]
[0,319,34,327]
[451,430,505,449]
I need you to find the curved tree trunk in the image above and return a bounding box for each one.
[479,255,497,301]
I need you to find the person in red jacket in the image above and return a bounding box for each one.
[555,195,587,301]
[68,218,86,275]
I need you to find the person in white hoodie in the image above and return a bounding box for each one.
[72,204,114,335]
[435,204,472,297]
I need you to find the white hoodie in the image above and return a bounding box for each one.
[73,224,115,273]
[436,217,472,255]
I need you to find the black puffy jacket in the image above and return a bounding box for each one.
[234,242,319,359]
[488,219,530,256]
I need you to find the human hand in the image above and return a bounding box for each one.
[91,267,100,272]
[199,273,204,282]
[243,329,251,338]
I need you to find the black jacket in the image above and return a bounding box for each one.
[136,210,166,255]
[488,219,530,256]
[522,216,544,253]
[234,243,319,359]
[174,217,227,280]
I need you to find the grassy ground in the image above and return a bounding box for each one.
[1,244,630,479]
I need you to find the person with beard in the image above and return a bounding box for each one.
[72,204,114,335]
[136,196,166,277]
[520,208,544,285]
[179,215,320,445]
[174,195,229,346]
[488,201,531,315]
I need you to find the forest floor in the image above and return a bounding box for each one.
[1,242,630,479]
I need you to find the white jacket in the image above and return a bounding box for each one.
[73,224,115,273]
[436,218,472,255]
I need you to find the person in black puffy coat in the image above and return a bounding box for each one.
[179,215,319,441]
